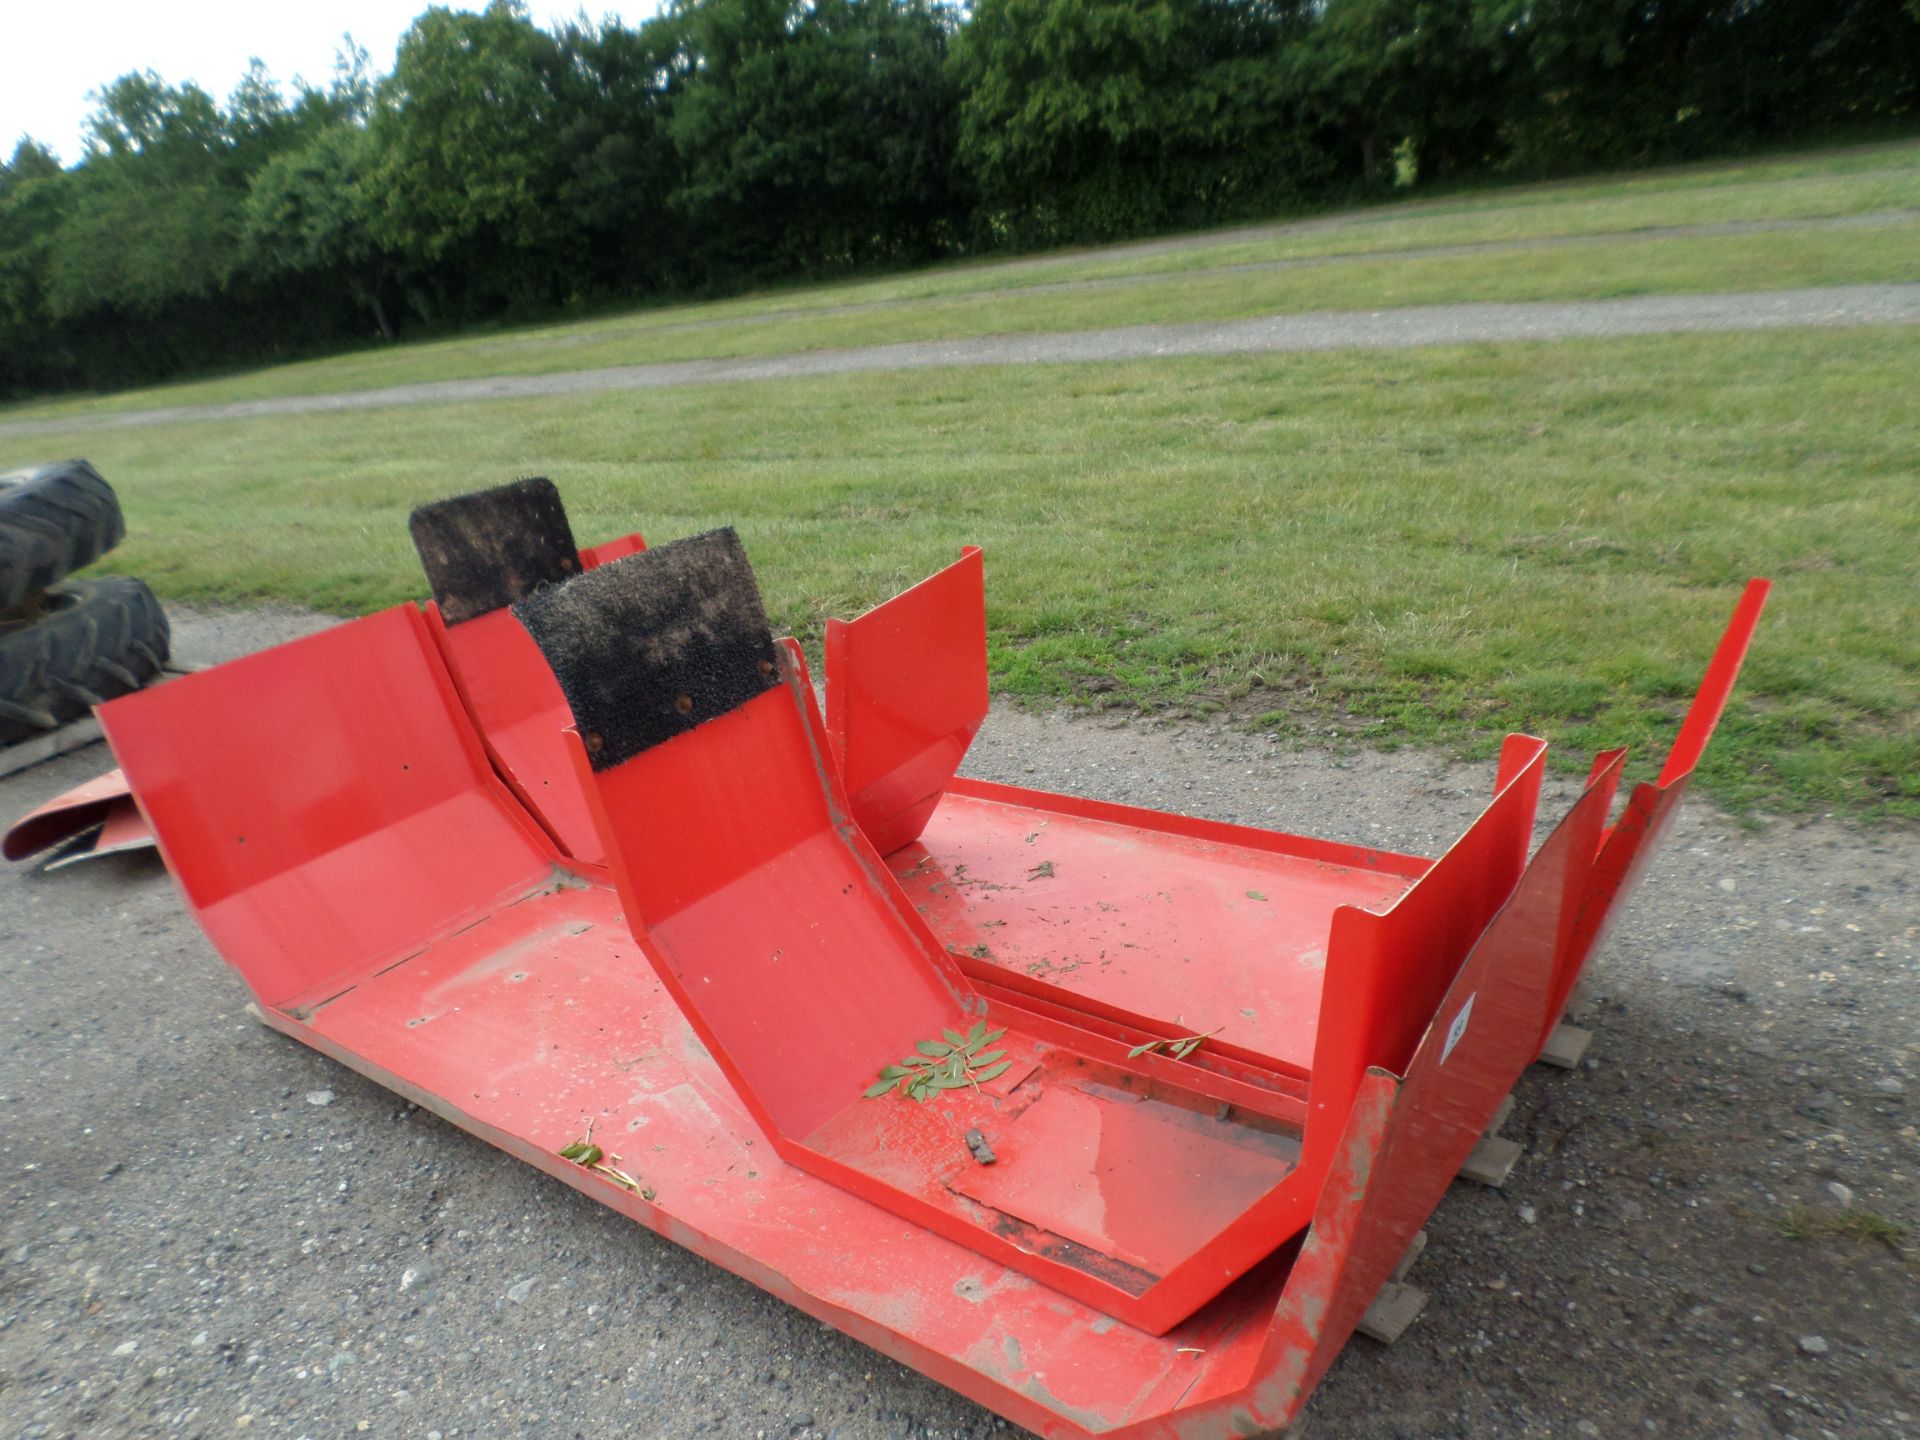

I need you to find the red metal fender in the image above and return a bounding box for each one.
[89,534,1770,1437]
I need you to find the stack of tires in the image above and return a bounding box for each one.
[0,460,170,749]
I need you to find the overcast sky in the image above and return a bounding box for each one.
[3,1,656,164]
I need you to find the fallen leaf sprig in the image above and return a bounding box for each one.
[559,1119,655,1200]
[1127,1027,1220,1062]
[867,1019,1011,1102]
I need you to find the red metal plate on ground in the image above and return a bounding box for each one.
[259,875,1308,1438]
[3,766,137,860]
[893,783,1425,1076]
[943,1070,1300,1275]
[90,547,1771,1437]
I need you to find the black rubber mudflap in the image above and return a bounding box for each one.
[408,477,579,624]
[513,527,782,771]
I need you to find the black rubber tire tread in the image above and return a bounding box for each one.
[0,460,126,611]
[0,577,169,746]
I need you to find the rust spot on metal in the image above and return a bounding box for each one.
[977,1206,1161,1296]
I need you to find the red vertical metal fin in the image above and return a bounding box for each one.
[1142,757,1626,1439]
[1304,734,1546,1177]
[1656,578,1771,789]
[425,602,610,869]
[1538,578,1771,1050]
[1284,754,1620,1407]
[418,531,647,869]
[824,546,987,855]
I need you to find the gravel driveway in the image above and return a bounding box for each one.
[2,282,1916,442]
[1,605,1915,1439]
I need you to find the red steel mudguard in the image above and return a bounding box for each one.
[90,504,1767,1435]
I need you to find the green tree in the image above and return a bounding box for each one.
[242,124,401,339]
[664,0,967,277]
[1505,0,1920,168]
[951,0,1324,245]
[42,74,245,320]
[547,15,688,294]
[0,141,71,393]
[365,1,585,314]
[1296,0,1517,183]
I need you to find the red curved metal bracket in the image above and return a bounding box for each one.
[4,766,143,862]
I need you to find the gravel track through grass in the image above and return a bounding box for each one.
[3,282,1914,439]
[620,208,1920,338]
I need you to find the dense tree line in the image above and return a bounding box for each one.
[3,0,1917,398]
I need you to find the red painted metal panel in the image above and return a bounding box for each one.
[426,603,609,869]
[237,878,1308,1440]
[421,533,646,870]
[96,605,558,1010]
[579,533,648,570]
[1537,579,1770,1051]
[80,536,1768,1435]
[890,785,1425,1080]
[4,766,136,860]
[825,546,988,855]
[1304,734,1543,1176]
[1261,754,1623,1412]
[570,639,1324,1332]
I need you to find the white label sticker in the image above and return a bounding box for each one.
[1441,993,1475,1065]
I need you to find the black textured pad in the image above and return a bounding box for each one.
[512,527,782,771]
[408,477,580,624]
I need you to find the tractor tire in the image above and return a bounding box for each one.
[0,460,126,612]
[0,577,169,747]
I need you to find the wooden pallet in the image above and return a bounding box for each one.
[0,661,199,780]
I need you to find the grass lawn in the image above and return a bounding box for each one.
[4,139,1917,425]
[13,324,1916,820]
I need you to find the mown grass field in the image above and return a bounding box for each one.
[12,322,1917,819]
[3,140,1917,423]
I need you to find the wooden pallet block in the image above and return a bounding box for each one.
[0,661,202,779]
[1538,1022,1593,1070]
[1484,1094,1515,1137]
[0,716,103,780]
[1388,1229,1428,1284]
[1457,1136,1523,1188]
[1357,1281,1429,1344]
